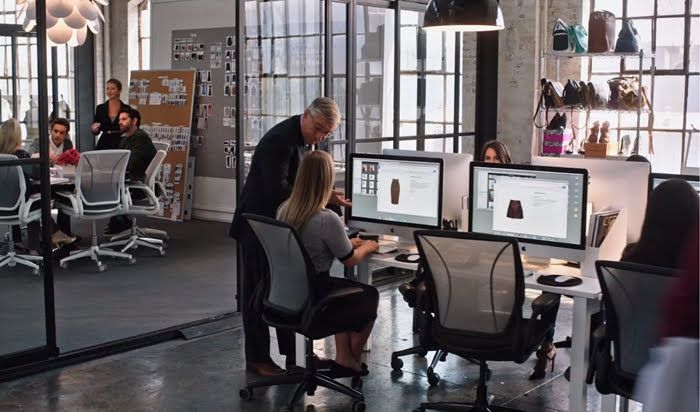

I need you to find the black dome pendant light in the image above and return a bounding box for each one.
[423,0,505,32]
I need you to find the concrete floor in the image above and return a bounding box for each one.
[0,285,632,412]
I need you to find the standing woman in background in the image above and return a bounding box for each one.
[93,79,131,150]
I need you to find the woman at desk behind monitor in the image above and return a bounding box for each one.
[621,178,699,268]
[277,150,379,374]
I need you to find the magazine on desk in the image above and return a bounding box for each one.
[588,209,620,248]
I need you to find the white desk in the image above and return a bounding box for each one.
[357,253,615,412]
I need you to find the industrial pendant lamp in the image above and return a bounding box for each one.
[16,0,108,46]
[423,0,505,32]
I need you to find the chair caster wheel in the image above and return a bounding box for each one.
[390,356,403,370]
[60,262,68,269]
[239,387,252,400]
[351,376,363,390]
[352,400,366,412]
[98,264,106,272]
[8,261,16,267]
[33,268,40,276]
[427,368,440,386]
[158,249,166,256]
[128,258,136,265]
[417,349,428,357]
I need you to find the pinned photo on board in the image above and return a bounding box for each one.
[226,36,233,47]
[224,84,230,96]
[174,53,180,61]
[207,84,212,96]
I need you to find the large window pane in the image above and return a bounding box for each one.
[650,132,683,173]
[657,0,686,16]
[627,0,654,17]
[655,18,685,70]
[654,75,686,129]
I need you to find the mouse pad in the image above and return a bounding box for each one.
[536,274,582,287]
[395,253,421,263]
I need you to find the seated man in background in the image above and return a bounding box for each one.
[30,118,73,163]
[104,108,156,236]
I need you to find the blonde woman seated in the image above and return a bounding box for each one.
[277,150,379,375]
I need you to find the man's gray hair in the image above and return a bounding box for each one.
[306,97,340,126]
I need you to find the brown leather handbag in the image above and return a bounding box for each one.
[588,11,616,53]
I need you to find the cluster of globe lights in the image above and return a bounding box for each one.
[16,0,108,46]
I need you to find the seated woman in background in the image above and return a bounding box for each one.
[277,150,379,374]
[480,140,512,164]
[0,119,75,254]
[621,178,699,268]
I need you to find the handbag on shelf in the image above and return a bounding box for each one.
[608,77,648,110]
[588,80,611,110]
[568,23,589,53]
[588,10,616,53]
[552,19,572,52]
[541,78,565,108]
[564,79,583,107]
[615,19,640,53]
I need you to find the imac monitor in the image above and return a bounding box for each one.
[383,149,473,228]
[468,162,588,261]
[649,173,700,195]
[348,153,443,237]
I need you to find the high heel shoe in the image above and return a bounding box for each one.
[52,231,77,247]
[529,342,556,380]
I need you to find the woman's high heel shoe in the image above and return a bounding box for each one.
[529,342,556,380]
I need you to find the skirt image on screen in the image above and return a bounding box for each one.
[507,200,524,219]
[391,179,400,205]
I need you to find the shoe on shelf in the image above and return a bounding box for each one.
[529,341,557,380]
[599,121,611,144]
[587,121,600,144]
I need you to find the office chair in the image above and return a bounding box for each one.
[101,150,167,255]
[55,150,135,272]
[587,260,679,402]
[413,230,559,412]
[392,264,489,387]
[133,140,169,241]
[239,214,366,412]
[0,154,43,275]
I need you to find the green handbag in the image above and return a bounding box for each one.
[567,24,588,53]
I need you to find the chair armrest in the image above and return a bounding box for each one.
[531,292,561,319]
[21,194,42,220]
[54,191,81,216]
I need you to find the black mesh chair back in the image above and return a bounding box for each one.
[595,260,679,378]
[0,154,24,216]
[75,150,130,211]
[414,230,524,336]
[244,214,314,316]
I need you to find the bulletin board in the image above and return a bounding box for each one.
[171,27,237,179]
[127,69,196,221]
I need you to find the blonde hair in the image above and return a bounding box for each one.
[0,118,23,155]
[278,151,336,231]
[306,97,340,127]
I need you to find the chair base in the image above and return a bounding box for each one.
[102,218,166,255]
[60,221,134,271]
[241,339,364,411]
[0,252,42,275]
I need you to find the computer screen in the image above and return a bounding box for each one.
[469,162,588,251]
[349,153,443,229]
[649,173,700,195]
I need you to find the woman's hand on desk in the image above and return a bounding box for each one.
[342,240,379,267]
[351,238,363,249]
[362,240,379,254]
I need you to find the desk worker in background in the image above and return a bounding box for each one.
[104,108,156,236]
[93,79,131,150]
[29,118,73,161]
[229,97,350,377]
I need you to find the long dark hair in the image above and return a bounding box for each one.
[479,140,512,164]
[622,179,699,268]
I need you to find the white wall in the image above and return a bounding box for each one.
[151,0,237,222]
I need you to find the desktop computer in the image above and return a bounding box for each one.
[532,156,649,242]
[468,162,589,263]
[348,153,444,242]
[649,172,700,195]
[383,149,473,230]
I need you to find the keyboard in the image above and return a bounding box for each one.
[375,241,398,254]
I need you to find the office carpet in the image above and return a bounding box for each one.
[0,217,237,356]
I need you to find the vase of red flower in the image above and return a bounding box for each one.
[54,148,80,167]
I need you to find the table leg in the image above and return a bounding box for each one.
[569,296,597,412]
[358,260,372,351]
[601,394,617,412]
[295,333,305,368]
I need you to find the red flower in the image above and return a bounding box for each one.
[55,148,81,166]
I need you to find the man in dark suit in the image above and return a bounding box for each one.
[230,97,350,376]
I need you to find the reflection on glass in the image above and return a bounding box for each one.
[655,18,685,70]
[650,132,682,174]
[654,76,686,129]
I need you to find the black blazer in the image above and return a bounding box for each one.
[94,100,130,150]
[229,115,309,239]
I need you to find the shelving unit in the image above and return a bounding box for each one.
[537,50,656,157]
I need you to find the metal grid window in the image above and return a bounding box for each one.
[128,0,151,72]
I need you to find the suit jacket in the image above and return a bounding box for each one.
[119,129,157,182]
[229,115,309,239]
[94,100,130,150]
